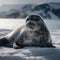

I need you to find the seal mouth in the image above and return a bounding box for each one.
[28,25,35,29]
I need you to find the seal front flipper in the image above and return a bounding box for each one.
[13,43,25,49]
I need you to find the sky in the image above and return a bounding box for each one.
[0,0,60,5]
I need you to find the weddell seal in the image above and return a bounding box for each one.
[0,14,55,49]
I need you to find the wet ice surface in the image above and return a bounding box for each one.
[0,19,60,60]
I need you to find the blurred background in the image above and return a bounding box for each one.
[0,0,60,19]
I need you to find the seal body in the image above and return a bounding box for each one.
[0,14,55,48]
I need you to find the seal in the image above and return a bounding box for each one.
[0,14,55,49]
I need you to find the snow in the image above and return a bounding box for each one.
[0,19,60,60]
[0,47,60,60]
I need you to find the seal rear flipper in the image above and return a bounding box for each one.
[0,38,9,46]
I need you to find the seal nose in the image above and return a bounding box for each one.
[28,22,32,25]
[26,22,35,29]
